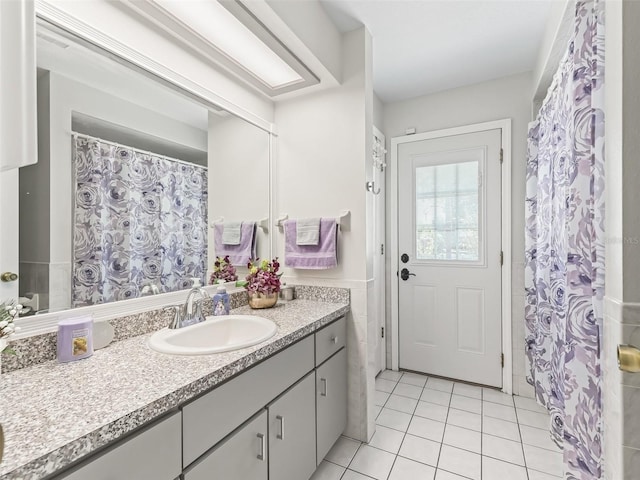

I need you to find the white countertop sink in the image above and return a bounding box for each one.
[148,315,277,355]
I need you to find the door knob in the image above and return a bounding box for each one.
[0,272,18,282]
[618,344,640,373]
[401,253,409,263]
[400,268,416,281]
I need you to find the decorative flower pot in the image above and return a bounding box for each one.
[247,292,278,309]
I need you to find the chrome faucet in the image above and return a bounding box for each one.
[164,285,209,329]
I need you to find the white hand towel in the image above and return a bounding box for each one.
[296,218,321,245]
[222,221,242,245]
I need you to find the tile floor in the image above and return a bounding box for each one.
[311,370,562,480]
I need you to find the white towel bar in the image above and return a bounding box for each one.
[210,217,269,233]
[276,210,351,232]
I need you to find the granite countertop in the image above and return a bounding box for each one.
[0,299,349,479]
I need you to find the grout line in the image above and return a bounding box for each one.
[512,396,530,480]
[383,376,424,480]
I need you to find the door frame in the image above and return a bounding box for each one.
[373,125,387,374]
[390,119,512,394]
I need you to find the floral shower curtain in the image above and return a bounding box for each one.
[525,1,604,479]
[72,135,208,307]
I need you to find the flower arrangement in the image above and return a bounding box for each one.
[245,258,281,295]
[209,255,238,284]
[1,301,22,353]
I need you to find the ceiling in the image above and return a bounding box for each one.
[320,0,555,103]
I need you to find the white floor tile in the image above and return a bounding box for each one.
[443,424,481,453]
[380,369,404,382]
[375,390,390,406]
[376,378,398,393]
[446,408,482,432]
[389,456,436,480]
[399,372,428,388]
[434,470,469,480]
[482,434,525,465]
[452,383,482,399]
[407,415,446,442]
[527,468,563,479]
[393,383,423,400]
[376,408,412,432]
[517,409,550,430]
[483,388,515,406]
[449,394,482,415]
[385,394,419,414]
[437,444,481,480]
[369,425,405,454]
[519,424,560,451]
[349,445,396,480]
[523,444,564,477]
[414,400,449,423]
[342,470,374,480]
[482,416,522,442]
[324,436,362,467]
[514,395,547,413]
[398,433,441,467]
[483,401,517,422]
[421,388,452,407]
[310,460,345,480]
[426,377,454,393]
[482,456,528,480]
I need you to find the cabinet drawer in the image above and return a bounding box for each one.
[55,411,181,480]
[315,316,346,366]
[184,410,268,480]
[182,335,314,467]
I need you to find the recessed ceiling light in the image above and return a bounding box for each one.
[153,0,303,89]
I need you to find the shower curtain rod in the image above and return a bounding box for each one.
[72,131,208,170]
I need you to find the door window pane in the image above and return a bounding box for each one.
[416,160,479,261]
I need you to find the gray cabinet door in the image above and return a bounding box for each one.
[184,410,268,480]
[269,372,316,480]
[55,411,181,480]
[316,348,347,464]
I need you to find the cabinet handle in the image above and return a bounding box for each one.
[330,335,338,344]
[320,378,328,397]
[257,433,265,461]
[276,415,285,440]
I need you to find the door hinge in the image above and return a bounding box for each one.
[500,148,504,163]
[381,327,385,338]
[381,243,385,255]
[501,353,504,368]
[500,251,504,266]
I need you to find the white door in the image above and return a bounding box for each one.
[398,129,502,387]
[373,127,386,374]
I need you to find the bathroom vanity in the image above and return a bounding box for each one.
[0,300,349,480]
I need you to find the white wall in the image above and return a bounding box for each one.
[207,113,271,270]
[383,71,533,396]
[273,27,375,441]
[531,0,573,102]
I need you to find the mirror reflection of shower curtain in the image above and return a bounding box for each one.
[72,134,208,307]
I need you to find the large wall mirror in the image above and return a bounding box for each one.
[11,18,271,318]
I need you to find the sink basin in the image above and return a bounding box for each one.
[148,315,277,355]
